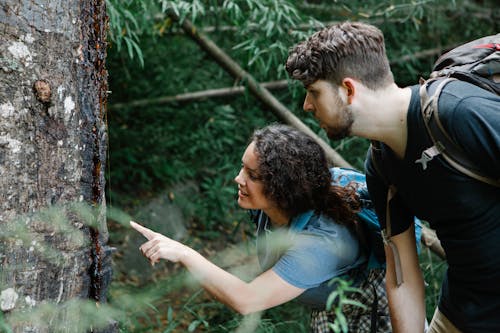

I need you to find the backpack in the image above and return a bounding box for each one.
[330,167,422,270]
[417,34,500,187]
[368,35,500,286]
[250,168,417,333]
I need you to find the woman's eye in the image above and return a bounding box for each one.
[240,163,260,181]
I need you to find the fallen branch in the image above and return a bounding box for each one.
[108,80,289,110]
[167,9,353,169]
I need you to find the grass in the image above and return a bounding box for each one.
[419,245,448,320]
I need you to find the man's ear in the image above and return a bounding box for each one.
[342,78,356,104]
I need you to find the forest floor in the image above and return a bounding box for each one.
[107,217,268,332]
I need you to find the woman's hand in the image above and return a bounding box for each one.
[130,221,189,265]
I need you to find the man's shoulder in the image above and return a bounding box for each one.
[364,141,397,179]
[438,79,499,105]
[436,80,500,139]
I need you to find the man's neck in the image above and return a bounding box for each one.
[351,84,412,159]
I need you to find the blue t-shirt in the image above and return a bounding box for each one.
[252,210,366,309]
[365,80,500,333]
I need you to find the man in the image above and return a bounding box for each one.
[285,21,500,333]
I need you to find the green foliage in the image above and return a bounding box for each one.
[108,0,322,78]
[106,0,156,66]
[223,0,321,78]
[325,278,367,333]
[106,27,276,228]
[419,243,448,319]
[0,311,12,333]
[160,0,206,23]
[3,299,123,332]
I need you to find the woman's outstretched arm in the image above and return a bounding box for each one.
[130,221,304,314]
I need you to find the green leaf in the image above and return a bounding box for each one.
[167,306,173,322]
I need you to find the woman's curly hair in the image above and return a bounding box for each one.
[251,124,360,228]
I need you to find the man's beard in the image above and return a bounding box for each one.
[325,106,354,140]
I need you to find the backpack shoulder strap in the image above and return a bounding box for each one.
[369,142,404,286]
[369,141,387,185]
[417,78,500,187]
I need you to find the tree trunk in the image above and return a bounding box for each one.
[0,1,115,332]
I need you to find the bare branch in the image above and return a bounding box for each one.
[109,80,289,110]
[167,10,353,169]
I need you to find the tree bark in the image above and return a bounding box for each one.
[0,1,115,332]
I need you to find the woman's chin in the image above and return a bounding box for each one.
[237,197,252,209]
[236,197,244,207]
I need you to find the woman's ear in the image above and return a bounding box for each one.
[342,78,356,104]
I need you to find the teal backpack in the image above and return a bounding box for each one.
[286,167,422,270]
[329,167,422,269]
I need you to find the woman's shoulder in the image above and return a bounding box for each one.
[275,213,365,289]
[301,213,359,245]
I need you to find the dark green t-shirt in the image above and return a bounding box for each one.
[365,81,500,333]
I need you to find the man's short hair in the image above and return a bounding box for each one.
[286,21,394,89]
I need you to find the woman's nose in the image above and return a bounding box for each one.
[234,168,245,185]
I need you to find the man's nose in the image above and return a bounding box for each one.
[303,95,314,113]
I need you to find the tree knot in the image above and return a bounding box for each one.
[33,79,52,104]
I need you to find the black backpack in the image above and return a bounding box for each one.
[369,35,500,287]
[416,34,500,187]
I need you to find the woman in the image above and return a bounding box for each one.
[131,124,391,332]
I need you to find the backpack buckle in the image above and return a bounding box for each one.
[381,229,404,286]
[415,144,444,170]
